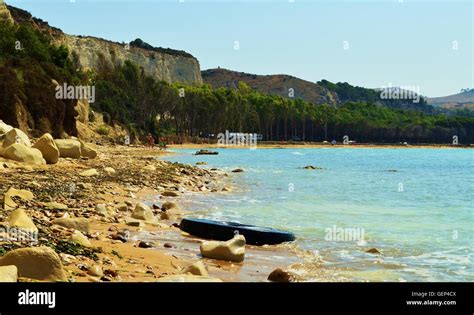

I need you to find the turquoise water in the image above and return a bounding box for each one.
[164,147,473,281]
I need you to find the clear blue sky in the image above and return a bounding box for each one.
[7,0,473,97]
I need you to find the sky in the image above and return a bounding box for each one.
[6,0,473,97]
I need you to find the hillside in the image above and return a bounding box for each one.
[202,68,434,113]
[428,89,474,110]
[202,68,339,105]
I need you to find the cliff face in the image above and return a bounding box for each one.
[57,35,202,86]
[7,4,203,86]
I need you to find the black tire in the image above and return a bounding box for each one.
[179,218,295,245]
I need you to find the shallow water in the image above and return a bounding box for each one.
[162,147,473,282]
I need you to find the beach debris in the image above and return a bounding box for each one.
[32,133,59,164]
[0,246,67,281]
[7,208,38,233]
[0,265,18,282]
[182,261,208,277]
[267,268,294,282]
[200,234,246,262]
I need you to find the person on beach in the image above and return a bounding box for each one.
[146,133,155,149]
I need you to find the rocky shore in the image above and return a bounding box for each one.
[0,125,301,282]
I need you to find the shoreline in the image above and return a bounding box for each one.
[0,144,298,282]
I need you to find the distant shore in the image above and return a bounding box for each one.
[168,142,473,150]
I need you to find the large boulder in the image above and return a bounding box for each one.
[200,234,246,262]
[131,202,156,223]
[52,217,90,234]
[7,208,38,233]
[0,120,13,135]
[2,128,31,148]
[0,247,67,281]
[79,140,97,159]
[0,265,18,282]
[32,133,59,164]
[2,143,46,165]
[54,139,82,159]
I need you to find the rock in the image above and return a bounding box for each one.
[303,165,320,170]
[69,230,92,247]
[55,139,82,159]
[143,165,156,172]
[131,202,156,222]
[2,128,31,148]
[182,261,208,277]
[0,265,18,282]
[231,168,244,173]
[200,234,246,262]
[32,133,59,164]
[77,182,92,190]
[267,268,293,282]
[103,167,116,174]
[161,201,180,211]
[7,208,38,233]
[126,220,144,227]
[138,241,155,248]
[222,187,231,192]
[87,265,103,278]
[95,204,109,216]
[196,162,207,165]
[366,248,380,254]
[79,140,97,159]
[195,149,218,155]
[116,203,128,212]
[2,143,46,165]
[52,217,90,234]
[0,120,13,135]
[162,191,179,197]
[40,202,68,211]
[156,274,222,282]
[3,187,34,210]
[0,246,67,281]
[79,168,99,177]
